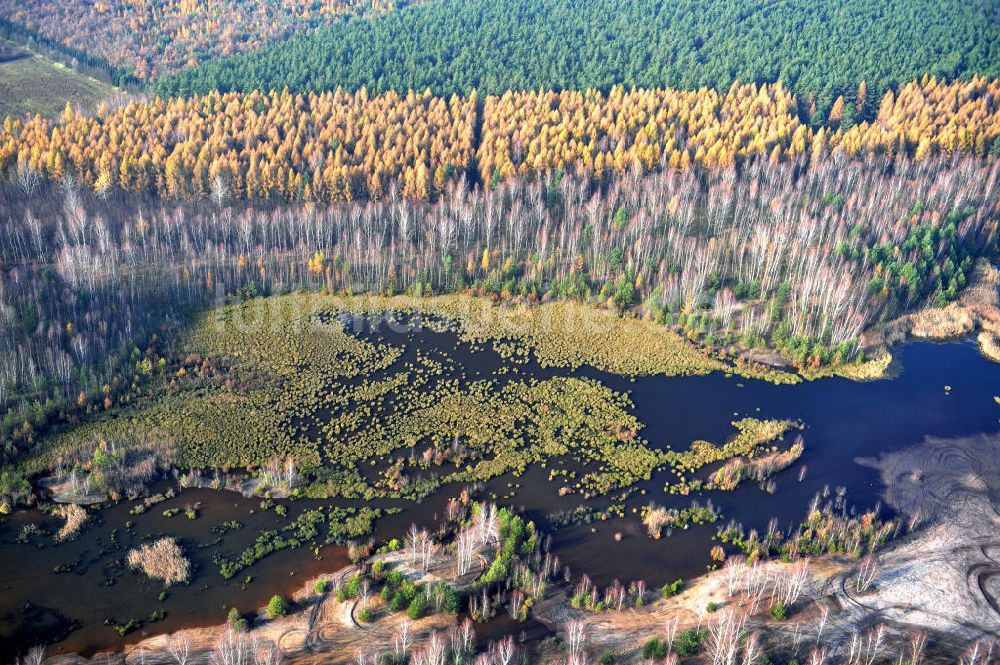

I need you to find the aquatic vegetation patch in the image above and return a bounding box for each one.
[710,437,805,490]
[213,506,382,579]
[641,500,721,538]
[322,294,800,381]
[52,504,89,541]
[40,293,800,506]
[547,503,628,528]
[193,299,403,379]
[44,393,310,471]
[662,418,799,494]
[800,351,894,381]
[672,419,796,470]
[354,375,663,497]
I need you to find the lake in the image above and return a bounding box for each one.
[2,315,998,659]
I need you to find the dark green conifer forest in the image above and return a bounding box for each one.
[157,0,1000,115]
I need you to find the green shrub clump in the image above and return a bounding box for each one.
[227,607,248,631]
[674,628,707,656]
[407,591,428,619]
[267,595,287,618]
[661,579,684,597]
[642,638,667,660]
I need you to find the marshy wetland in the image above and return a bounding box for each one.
[3,295,1000,659]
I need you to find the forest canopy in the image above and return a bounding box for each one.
[156,0,1000,115]
[3,77,999,203]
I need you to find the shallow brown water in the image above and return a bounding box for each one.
[0,487,348,657]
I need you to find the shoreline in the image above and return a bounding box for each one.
[14,421,1000,664]
[42,521,998,665]
[5,290,1000,661]
[863,260,1000,367]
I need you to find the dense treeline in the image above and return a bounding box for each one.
[0,0,409,81]
[3,78,999,203]
[480,78,1000,180]
[2,88,476,202]
[1,151,996,460]
[479,83,805,179]
[154,0,1000,113]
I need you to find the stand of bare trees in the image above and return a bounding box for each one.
[1,151,997,464]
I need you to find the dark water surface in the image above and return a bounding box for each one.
[2,317,998,659]
[550,336,1000,585]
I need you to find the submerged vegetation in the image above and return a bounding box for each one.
[33,293,797,506]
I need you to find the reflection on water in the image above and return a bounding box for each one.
[3,316,998,659]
